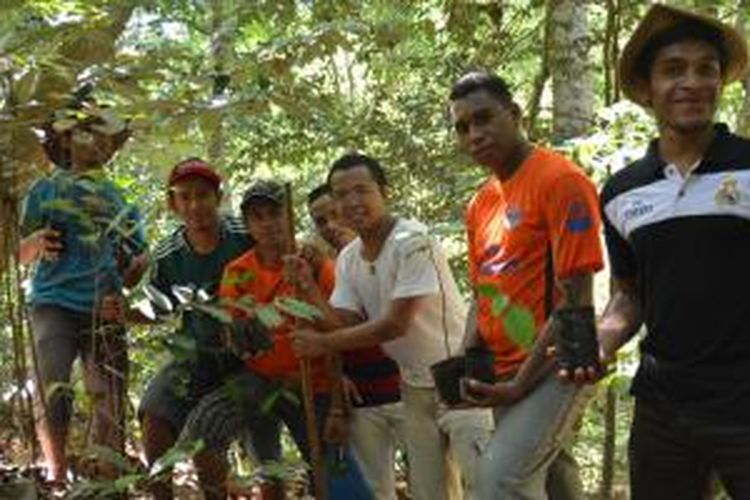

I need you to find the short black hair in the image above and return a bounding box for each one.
[636,20,729,80]
[327,152,388,191]
[449,71,514,105]
[307,184,331,205]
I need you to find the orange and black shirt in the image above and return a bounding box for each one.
[218,250,335,392]
[466,147,603,376]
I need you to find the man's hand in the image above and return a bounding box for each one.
[29,228,64,261]
[556,275,642,386]
[459,378,523,407]
[282,253,318,294]
[290,328,331,358]
[342,376,364,407]
[99,294,126,324]
[122,252,149,289]
[323,409,350,445]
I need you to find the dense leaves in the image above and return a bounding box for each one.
[0,0,748,496]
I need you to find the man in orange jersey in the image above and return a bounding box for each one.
[179,180,373,499]
[449,71,604,499]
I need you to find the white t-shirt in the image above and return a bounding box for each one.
[331,218,467,387]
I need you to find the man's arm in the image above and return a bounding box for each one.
[460,300,486,352]
[122,252,149,289]
[514,273,593,390]
[283,253,363,330]
[597,276,642,362]
[464,272,594,405]
[18,229,63,265]
[291,296,422,357]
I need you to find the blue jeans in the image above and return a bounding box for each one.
[478,373,591,500]
[630,398,750,500]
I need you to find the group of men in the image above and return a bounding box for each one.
[18,4,750,499]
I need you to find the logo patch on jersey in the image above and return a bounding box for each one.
[715,174,742,206]
[479,257,520,276]
[565,201,592,232]
[481,244,501,261]
[505,206,522,230]
[622,199,654,222]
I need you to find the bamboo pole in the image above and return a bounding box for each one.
[283,182,327,500]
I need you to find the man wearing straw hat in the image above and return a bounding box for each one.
[583,4,750,498]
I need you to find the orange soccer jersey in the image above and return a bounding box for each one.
[466,147,604,376]
[218,250,335,391]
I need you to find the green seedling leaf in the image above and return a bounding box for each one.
[281,388,300,406]
[260,388,283,415]
[144,284,174,313]
[256,304,283,329]
[42,198,82,216]
[150,439,204,477]
[196,288,211,303]
[503,305,536,351]
[171,285,195,305]
[194,303,233,324]
[491,294,510,316]
[83,444,135,474]
[78,234,99,247]
[476,283,500,299]
[274,297,322,321]
[220,270,256,287]
[133,297,157,320]
[219,296,257,316]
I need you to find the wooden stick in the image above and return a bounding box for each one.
[284,182,327,500]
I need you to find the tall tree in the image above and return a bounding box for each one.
[736,0,750,137]
[549,0,594,141]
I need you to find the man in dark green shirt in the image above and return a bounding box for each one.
[138,158,276,500]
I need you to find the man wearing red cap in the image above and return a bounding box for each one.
[580,5,750,498]
[138,158,277,499]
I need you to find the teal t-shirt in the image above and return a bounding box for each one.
[21,168,147,313]
[149,216,250,351]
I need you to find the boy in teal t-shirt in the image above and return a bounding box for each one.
[19,91,147,485]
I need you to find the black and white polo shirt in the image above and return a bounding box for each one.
[601,124,750,421]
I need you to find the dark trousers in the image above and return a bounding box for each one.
[630,399,750,500]
[30,304,128,453]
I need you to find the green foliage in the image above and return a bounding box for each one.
[2,0,749,496]
[476,282,535,351]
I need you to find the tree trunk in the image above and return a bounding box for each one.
[527,0,552,140]
[736,0,750,137]
[598,384,617,499]
[208,0,236,164]
[550,0,594,141]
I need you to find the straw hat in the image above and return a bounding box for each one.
[619,4,749,106]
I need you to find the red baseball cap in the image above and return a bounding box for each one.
[168,158,222,189]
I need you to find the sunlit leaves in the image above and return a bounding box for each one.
[255,303,283,329]
[477,282,536,351]
[274,296,322,322]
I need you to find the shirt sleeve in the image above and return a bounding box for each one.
[148,255,172,298]
[543,172,604,279]
[316,259,336,298]
[601,185,638,279]
[465,202,479,286]
[330,249,363,314]
[392,232,440,299]
[20,180,48,237]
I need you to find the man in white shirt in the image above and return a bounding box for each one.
[290,152,493,500]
